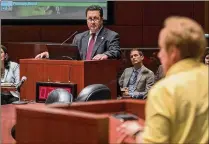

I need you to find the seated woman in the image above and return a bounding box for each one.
[1,45,20,104]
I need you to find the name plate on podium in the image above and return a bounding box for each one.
[36,82,77,103]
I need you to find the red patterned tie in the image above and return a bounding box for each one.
[86,33,96,60]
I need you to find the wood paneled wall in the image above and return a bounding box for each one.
[1,1,207,47]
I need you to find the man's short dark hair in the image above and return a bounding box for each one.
[85,5,103,17]
[130,48,144,56]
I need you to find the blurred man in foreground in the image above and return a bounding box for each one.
[35,5,121,60]
[117,16,208,143]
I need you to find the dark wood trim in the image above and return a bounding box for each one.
[205,1,209,33]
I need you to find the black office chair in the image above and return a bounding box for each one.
[45,88,73,104]
[75,84,111,102]
[11,88,73,140]
[11,125,16,140]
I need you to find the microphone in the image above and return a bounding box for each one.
[12,76,28,105]
[16,76,27,92]
[61,31,78,45]
[205,34,209,38]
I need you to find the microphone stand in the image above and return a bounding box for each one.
[12,86,28,105]
[61,31,78,45]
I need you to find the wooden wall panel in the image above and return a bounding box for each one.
[142,26,161,47]
[1,26,41,42]
[114,2,143,26]
[1,1,207,47]
[142,1,194,26]
[193,1,205,29]
[204,1,209,33]
[40,25,88,42]
[107,26,143,47]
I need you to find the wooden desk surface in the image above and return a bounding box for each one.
[1,103,44,144]
[1,86,16,91]
[1,104,16,144]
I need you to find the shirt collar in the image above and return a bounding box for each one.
[166,58,202,77]
[89,26,103,36]
[133,65,143,73]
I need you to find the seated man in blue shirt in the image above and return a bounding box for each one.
[119,49,155,99]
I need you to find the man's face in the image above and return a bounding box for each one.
[158,29,174,74]
[205,54,209,65]
[130,50,144,65]
[87,10,103,33]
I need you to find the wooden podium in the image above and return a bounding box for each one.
[15,99,145,144]
[20,59,120,100]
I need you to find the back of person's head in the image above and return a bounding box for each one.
[85,5,103,18]
[163,16,207,61]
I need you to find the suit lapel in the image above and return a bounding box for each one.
[82,32,90,60]
[124,68,133,87]
[135,66,146,89]
[91,27,106,58]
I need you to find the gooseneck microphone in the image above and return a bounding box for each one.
[16,76,27,92]
[12,76,28,105]
[61,31,78,45]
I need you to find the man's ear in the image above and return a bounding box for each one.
[141,55,144,60]
[170,46,181,62]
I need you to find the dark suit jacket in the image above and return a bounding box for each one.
[119,65,155,99]
[72,27,121,60]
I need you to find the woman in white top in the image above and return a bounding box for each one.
[1,45,20,104]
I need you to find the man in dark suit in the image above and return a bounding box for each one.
[35,5,121,60]
[119,49,155,99]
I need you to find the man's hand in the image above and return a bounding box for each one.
[92,54,108,60]
[35,52,49,59]
[121,87,130,97]
[116,121,143,143]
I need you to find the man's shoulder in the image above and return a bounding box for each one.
[104,27,119,36]
[150,65,208,95]
[142,66,154,75]
[75,30,89,38]
[124,67,133,72]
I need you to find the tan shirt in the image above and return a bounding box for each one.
[142,59,208,143]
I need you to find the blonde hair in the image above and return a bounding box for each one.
[163,16,207,60]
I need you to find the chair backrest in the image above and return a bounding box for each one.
[11,89,73,140]
[45,88,73,104]
[75,84,111,102]
[11,125,16,140]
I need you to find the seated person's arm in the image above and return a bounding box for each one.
[119,70,125,88]
[35,51,49,59]
[155,65,164,82]
[130,72,155,99]
[13,63,20,84]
